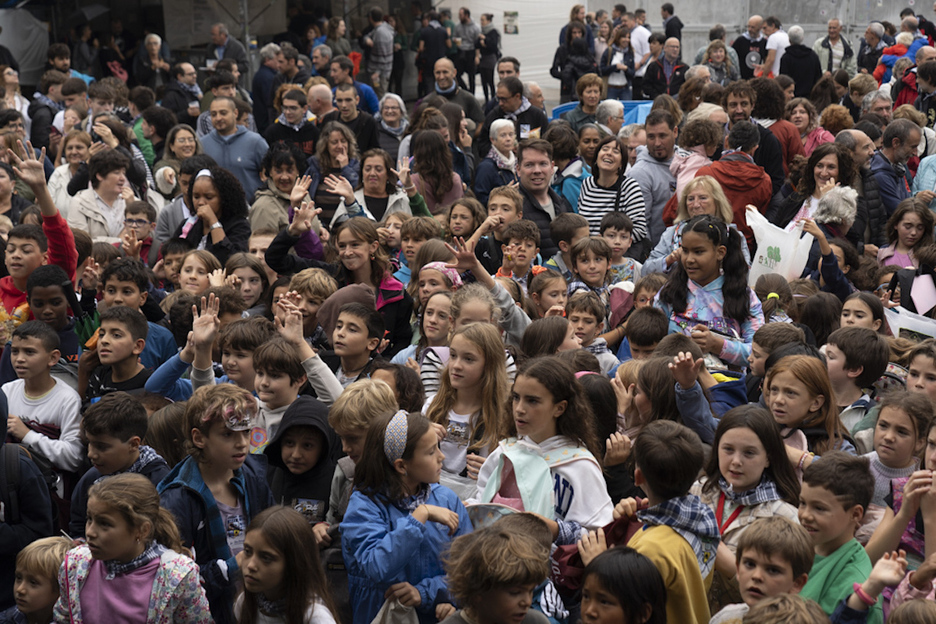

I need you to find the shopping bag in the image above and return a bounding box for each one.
[746,207,814,287]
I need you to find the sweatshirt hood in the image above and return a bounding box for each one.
[264,395,337,472]
[706,158,770,191]
[635,145,673,168]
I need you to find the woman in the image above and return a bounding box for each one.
[599,26,635,101]
[66,116,150,198]
[551,22,592,103]
[441,102,475,186]
[474,119,518,205]
[750,77,805,177]
[410,130,463,215]
[576,135,647,239]
[776,75,796,102]
[0,162,30,224]
[329,148,431,225]
[785,97,833,157]
[701,40,738,87]
[134,33,171,91]
[477,13,500,103]
[578,123,602,172]
[594,20,611,66]
[173,166,250,265]
[305,121,360,225]
[561,73,604,132]
[819,104,854,136]
[676,76,707,116]
[397,104,447,161]
[375,93,408,161]
[153,124,202,198]
[326,17,352,57]
[48,129,91,216]
[645,175,751,274]
[0,66,30,137]
[389,15,408,98]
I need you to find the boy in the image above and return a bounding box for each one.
[824,327,890,436]
[545,212,589,282]
[497,219,540,293]
[600,212,642,285]
[621,420,719,624]
[394,216,444,287]
[798,452,882,624]
[288,267,339,348]
[567,237,611,308]
[117,200,159,266]
[747,322,807,403]
[1,536,72,622]
[158,384,274,623]
[251,335,307,453]
[3,321,83,475]
[68,391,170,537]
[633,273,666,309]
[654,333,748,418]
[619,306,668,361]
[81,305,150,404]
[156,237,193,292]
[567,291,619,375]
[263,395,337,524]
[249,227,280,283]
[469,185,523,274]
[322,302,386,388]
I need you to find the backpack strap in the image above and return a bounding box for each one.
[0,443,21,524]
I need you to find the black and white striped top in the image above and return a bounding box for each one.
[577,175,648,240]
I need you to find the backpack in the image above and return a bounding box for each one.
[0,441,62,529]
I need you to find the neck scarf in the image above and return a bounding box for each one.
[395,483,432,511]
[718,475,782,507]
[505,96,531,121]
[638,495,720,577]
[435,80,457,95]
[104,542,165,580]
[258,593,287,616]
[380,117,409,137]
[487,145,516,173]
[275,110,315,131]
[33,92,64,113]
[177,80,203,99]
[429,20,444,29]
[94,445,162,485]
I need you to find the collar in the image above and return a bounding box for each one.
[688,274,725,293]
[504,97,532,120]
[718,475,782,507]
[638,495,720,577]
[742,32,764,42]
[258,594,287,616]
[103,542,165,580]
[435,81,457,95]
[395,483,431,510]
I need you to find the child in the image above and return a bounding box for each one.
[754,274,797,324]
[906,339,936,403]
[395,216,444,287]
[442,526,551,624]
[579,547,667,624]
[444,197,485,242]
[56,473,211,623]
[179,249,223,296]
[618,306,668,361]
[341,410,471,624]
[213,316,278,394]
[156,237,195,292]
[1,536,72,624]
[234,506,339,624]
[225,252,269,317]
[798,452,882,624]
[251,336,307,453]
[600,212,642,285]
[248,228,280,285]
[747,322,807,403]
[412,259,460,316]
[391,290,451,366]
[877,198,935,269]
[370,361,425,412]
[656,215,764,367]
[520,317,582,358]
[468,186,524,274]
[145,402,187,469]
[69,391,171,537]
[3,321,83,473]
[633,273,666,310]
[81,306,150,404]
[824,327,890,435]
[566,291,619,375]
[840,291,886,334]
[527,269,568,319]
[567,237,611,311]
[118,200,159,266]
[474,357,614,531]
[177,166,251,266]
[321,302,385,388]
[498,220,540,294]
[288,268,339,348]
[544,212,590,282]
[378,211,408,269]
[801,220,858,302]
[263,396,337,525]
[426,323,509,479]
[158,384,275,623]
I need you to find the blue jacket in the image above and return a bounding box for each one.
[474,156,517,206]
[144,353,193,401]
[251,64,277,132]
[869,150,910,218]
[675,381,718,444]
[142,321,178,372]
[158,454,274,624]
[201,126,269,202]
[341,484,472,624]
[810,250,856,303]
[879,36,928,83]
[708,371,749,418]
[912,153,936,211]
[332,81,380,115]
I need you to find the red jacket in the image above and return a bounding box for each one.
[694,154,773,249]
[767,119,806,177]
[895,69,919,107]
[0,212,77,314]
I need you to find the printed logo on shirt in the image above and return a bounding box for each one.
[446,420,471,449]
[226,512,246,540]
[554,473,575,518]
[294,498,326,524]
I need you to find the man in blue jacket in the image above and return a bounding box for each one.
[869,118,921,217]
[201,97,269,201]
[252,42,282,133]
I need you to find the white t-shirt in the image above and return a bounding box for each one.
[767,31,790,76]
[234,595,338,624]
[632,26,652,77]
[3,377,83,472]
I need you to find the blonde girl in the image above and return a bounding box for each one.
[179,249,222,296]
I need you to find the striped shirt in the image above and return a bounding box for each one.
[577,175,648,240]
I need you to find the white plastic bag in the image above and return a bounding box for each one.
[746,207,815,287]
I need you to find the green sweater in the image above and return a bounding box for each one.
[800,538,882,624]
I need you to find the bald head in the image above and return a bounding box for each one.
[918,46,936,66]
[747,15,763,38]
[434,57,456,90]
[308,84,335,116]
[664,37,680,61]
[836,129,875,168]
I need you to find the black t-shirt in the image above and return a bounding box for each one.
[84,365,152,409]
[364,195,390,222]
[420,25,449,67]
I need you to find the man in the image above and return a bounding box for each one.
[264,88,320,158]
[915,60,936,129]
[661,3,683,41]
[141,106,177,164]
[252,43,282,132]
[694,120,772,249]
[845,73,878,122]
[516,138,571,259]
[477,76,548,158]
[201,96,268,201]
[862,91,893,124]
[685,65,712,82]
[433,58,484,124]
[724,81,785,195]
[453,7,481,93]
[758,16,788,78]
[869,118,921,217]
[365,8,395,96]
[693,24,740,69]
[418,11,452,95]
[612,4,627,27]
[732,15,767,81]
[162,63,203,127]
[595,100,625,137]
[635,9,647,27]
[626,12,652,99]
[51,78,89,134]
[622,124,646,171]
[308,84,336,121]
[311,44,333,77]
[642,38,687,100]
[207,22,248,85]
[27,70,66,152]
[321,83,380,153]
[814,18,856,77]
[626,109,679,257]
[780,26,823,98]
[835,129,886,255]
[524,82,545,113]
[45,43,92,85]
[196,71,240,137]
[483,56,521,114]
[329,55,380,115]
[857,22,887,75]
[894,46,936,107]
[271,42,312,97]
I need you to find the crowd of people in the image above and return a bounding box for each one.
[5,3,936,624]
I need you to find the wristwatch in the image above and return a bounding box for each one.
[210,222,223,230]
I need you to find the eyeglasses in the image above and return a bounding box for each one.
[382,106,401,112]
[124,219,151,228]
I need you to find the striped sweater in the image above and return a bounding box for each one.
[576,175,648,241]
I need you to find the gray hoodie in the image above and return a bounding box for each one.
[626,145,685,247]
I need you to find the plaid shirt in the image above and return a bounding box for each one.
[639,495,720,577]
[719,475,782,507]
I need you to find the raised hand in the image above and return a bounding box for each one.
[391,157,412,188]
[122,229,142,260]
[323,174,355,202]
[604,432,632,467]
[288,200,319,236]
[669,351,704,390]
[444,237,480,273]
[207,268,226,288]
[81,260,102,292]
[191,294,220,348]
[9,140,46,189]
[275,300,305,346]
[610,377,635,415]
[289,175,313,207]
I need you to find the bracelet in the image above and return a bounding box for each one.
[797,451,809,471]
[404,185,416,192]
[852,582,877,606]
[210,221,223,230]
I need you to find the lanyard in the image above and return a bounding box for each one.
[716,491,745,534]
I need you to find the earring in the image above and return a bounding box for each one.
[371,253,376,260]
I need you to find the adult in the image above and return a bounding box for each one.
[780,26,823,98]
[304,121,361,226]
[559,5,595,53]
[732,16,768,81]
[701,41,739,87]
[152,124,201,199]
[375,93,408,161]
[200,96,268,201]
[195,71,241,137]
[321,83,380,154]
[263,88,320,159]
[0,162,29,225]
[140,106,176,164]
[48,129,91,214]
[693,24,741,70]
[835,129,887,254]
[627,109,679,256]
[250,141,316,239]
[474,119,518,206]
[862,91,893,125]
[161,63,202,128]
[870,118,921,216]
[67,149,134,243]
[595,99,625,139]
[46,43,92,85]
[134,33,170,91]
[578,135,647,239]
[175,166,250,265]
[844,73,878,122]
[750,77,806,176]
[410,130,464,215]
[311,44,333,77]
[914,61,936,129]
[785,98,834,156]
[545,123,591,212]
[71,23,98,78]
[642,38,688,100]
[552,22,596,103]
[28,70,66,152]
[626,12,653,99]
[452,7,481,94]
[476,76,548,158]
[477,13,501,103]
[599,27,636,101]
[893,46,936,108]
[432,57,484,125]
[330,148,429,225]
[418,11,452,95]
[325,16,352,57]
[767,142,854,232]
[0,67,30,138]
[252,43,282,132]
[758,16,789,78]
[271,42,312,100]
[661,3,683,41]
[207,23,248,85]
[329,55,380,115]
[482,56,521,115]
[308,83,336,121]
[578,123,603,171]
[525,82,546,113]
[561,74,604,133]
[724,80,785,195]
[516,138,572,259]
[814,18,856,78]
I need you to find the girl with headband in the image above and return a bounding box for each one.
[340,411,471,624]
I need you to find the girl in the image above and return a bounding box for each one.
[410,248,459,313]
[474,356,614,531]
[179,249,223,296]
[800,291,842,346]
[576,136,647,238]
[568,237,613,313]
[841,291,886,334]
[410,130,464,216]
[226,253,270,317]
[580,547,667,624]
[175,167,251,266]
[907,339,936,403]
[235,506,338,624]
[520,317,581,358]
[263,276,292,321]
[392,290,452,366]
[765,355,855,466]
[370,361,425,413]
[379,211,409,269]
[341,411,471,624]
[444,198,485,243]
[426,323,510,479]
[656,214,764,367]
[754,273,796,324]
[527,268,568,319]
[878,199,936,269]
[55,473,211,623]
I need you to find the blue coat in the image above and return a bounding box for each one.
[341,484,472,624]
[474,156,517,206]
[201,126,269,202]
[869,150,911,218]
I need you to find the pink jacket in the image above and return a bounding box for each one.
[890,571,935,611]
[669,145,711,202]
[803,127,835,156]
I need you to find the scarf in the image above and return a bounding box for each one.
[718,475,782,507]
[33,92,64,112]
[429,20,444,29]
[741,32,764,42]
[380,117,409,137]
[258,594,287,616]
[638,495,720,577]
[104,542,165,580]
[177,80,203,99]
[394,483,432,512]
[482,23,496,35]
[505,96,532,121]
[275,110,315,131]
[94,445,163,485]
[435,80,457,95]
[487,145,516,173]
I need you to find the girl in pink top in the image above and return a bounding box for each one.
[877,199,936,269]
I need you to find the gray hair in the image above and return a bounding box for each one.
[686,102,725,124]
[618,123,645,140]
[685,65,711,80]
[522,81,540,99]
[212,22,229,36]
[861,90,892,113]
[313,44,333,60]
[788,25,804,45]
[869,22,885,38]
[902,16,919,32]
[259,42,282,62]
[490,118,516,140]
[814,185,858,229]
[379,93,408,121]
[595,99,624,125]
[144,33,161,46]
[834,129,859,151]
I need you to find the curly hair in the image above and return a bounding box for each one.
[750,77,786,120]
[316,121,360,171]
[819,104,854,136]
[676,76,707,113]
[677,118,723,152]
[784,98,819,134]
[186,166,248,220]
